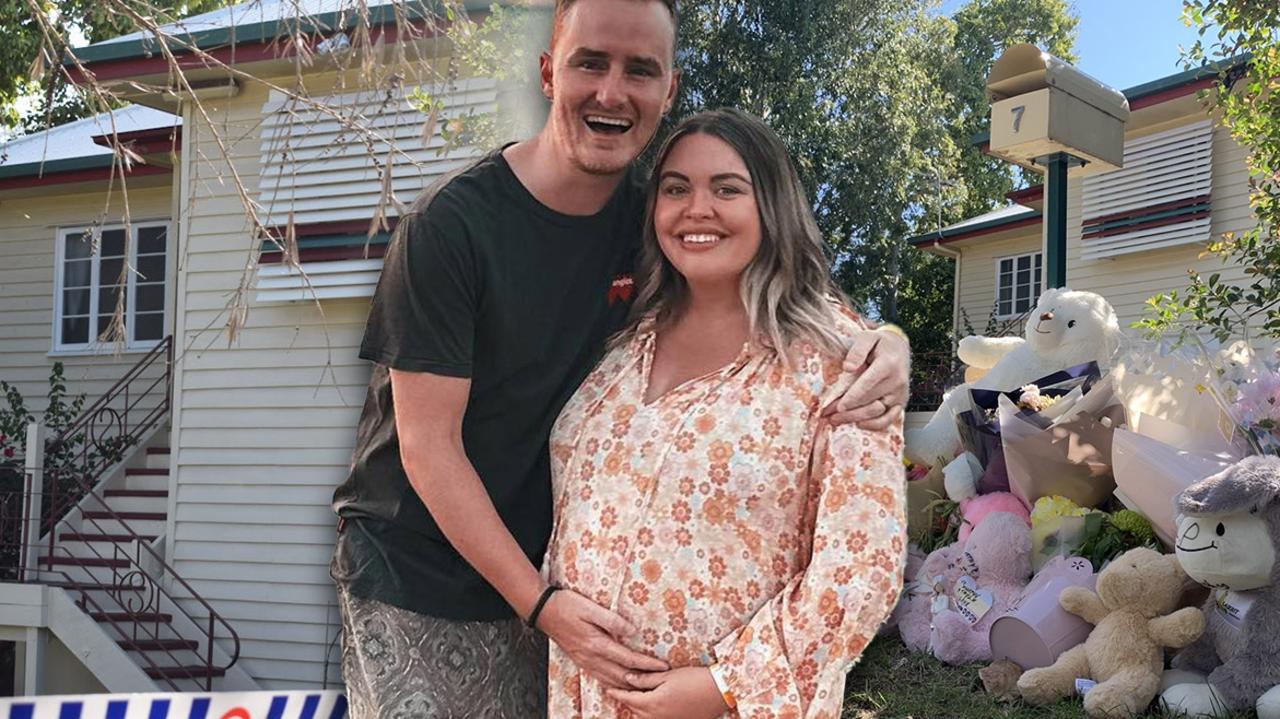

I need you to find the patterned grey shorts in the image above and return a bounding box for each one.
[337,586,548,719]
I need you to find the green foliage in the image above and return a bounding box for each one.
[659,0,1076,360]
[1137,1,1280,344]
[409,3,546,153]
[0,364,130,516]
[0,0,223,135]
[0,363,88,476]
[1072,509,1161,571]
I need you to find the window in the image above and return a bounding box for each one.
[54,222,169,352]
[996,251,1042,318]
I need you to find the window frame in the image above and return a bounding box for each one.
[51,220,171,354]
[994,250,1043,319]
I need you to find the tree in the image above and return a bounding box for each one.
[1137,1,1280,343]
[1,0,224,135]
[669,1,961,310]
[666,0,1078,360]
[891,0,1077,357]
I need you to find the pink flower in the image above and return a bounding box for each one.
[1233,372,1280,427]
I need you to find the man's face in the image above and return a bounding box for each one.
[540,0,679,176]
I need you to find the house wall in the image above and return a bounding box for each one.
[951,230,1040,339]
[0,185,172,420]
[950,111,1254,341]
[168,59,481,689]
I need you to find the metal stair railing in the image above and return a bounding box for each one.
[30,484,241,691]
[39,336,173,537]
[0,335,242,691]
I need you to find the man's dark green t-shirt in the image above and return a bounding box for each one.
[331,150,643,621]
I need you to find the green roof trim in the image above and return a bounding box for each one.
[969,55,1249,147]
[294,232,391,249]
[70,0,501,66]
[906,208,1040,246]
[1082,201,1210,234]
[0,154,116,180]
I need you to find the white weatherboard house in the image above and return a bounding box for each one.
[0,0,513,694]
[908,60,1253,347]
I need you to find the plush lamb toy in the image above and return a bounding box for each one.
[905,287,1121,466]
[930,512,1033,665]
[1161,456,1280,719]
[1018,547,1204,719]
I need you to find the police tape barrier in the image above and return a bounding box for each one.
[0,690,347,719]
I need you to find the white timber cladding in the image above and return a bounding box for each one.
[255,77,497,228]
[0,186,171,415]
[173,70,411,688]
[1079,120,1213,261]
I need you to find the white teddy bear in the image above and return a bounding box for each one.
[905,287,1121,467]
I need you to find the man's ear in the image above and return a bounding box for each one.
[539,51,555,99]
[663,67,682,115]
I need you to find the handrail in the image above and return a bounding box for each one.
[41,468,243,690]
[41,336,174,534]
[45,337,172,455]
[2,335,242,690]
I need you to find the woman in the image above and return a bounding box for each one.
[543,109,908,718]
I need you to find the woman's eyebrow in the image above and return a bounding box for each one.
[711,172,752,184]
[659,170,690,181]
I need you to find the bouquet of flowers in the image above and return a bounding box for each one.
[1160,337,1280,457]
[952,363,1101,497]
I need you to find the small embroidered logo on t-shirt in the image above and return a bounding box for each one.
[608,274,635,305]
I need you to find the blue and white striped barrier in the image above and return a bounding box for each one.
[0,691,346,719]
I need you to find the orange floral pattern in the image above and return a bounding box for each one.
[544,314,908,718]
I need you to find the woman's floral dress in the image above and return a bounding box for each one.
[544,314,908,718]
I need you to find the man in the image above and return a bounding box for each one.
[331,0,911,716]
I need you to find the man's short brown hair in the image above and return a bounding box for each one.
[550,0,678,51]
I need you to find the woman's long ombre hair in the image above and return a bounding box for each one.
[627,108,852,360]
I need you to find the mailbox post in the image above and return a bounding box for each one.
[986,44,1129,289]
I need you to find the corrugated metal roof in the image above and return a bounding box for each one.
[0,105,180,172]
[908,204,1040,244]
[97,0,402,46]
[72,0,520,64]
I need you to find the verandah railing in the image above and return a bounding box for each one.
[0,336,241,691]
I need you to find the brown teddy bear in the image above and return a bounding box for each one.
[1017,547,1205,718]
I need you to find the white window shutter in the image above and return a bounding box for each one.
[1079,120,1213,261]
[254,78,496,302]
[256,77,497,228]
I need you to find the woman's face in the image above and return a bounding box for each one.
[653,132,762,290]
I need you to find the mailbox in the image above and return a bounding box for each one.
[986,44,1129,177]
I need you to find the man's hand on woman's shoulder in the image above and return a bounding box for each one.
[823,326,910,431]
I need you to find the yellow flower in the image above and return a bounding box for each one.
[1031,495,1088,523]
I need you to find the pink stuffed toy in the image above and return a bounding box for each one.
[958,491,1030,543]
[899,542,966,652]
[929,512,1034,665]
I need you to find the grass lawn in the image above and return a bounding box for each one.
[841,636,1255,719]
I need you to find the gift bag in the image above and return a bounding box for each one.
[906,461,948,539]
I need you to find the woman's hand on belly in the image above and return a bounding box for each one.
[540,588,671,689]
[607,667,729,719]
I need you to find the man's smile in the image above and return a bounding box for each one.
[584,114,634,134]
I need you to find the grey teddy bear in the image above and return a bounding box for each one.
[1162,455,1280,719]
